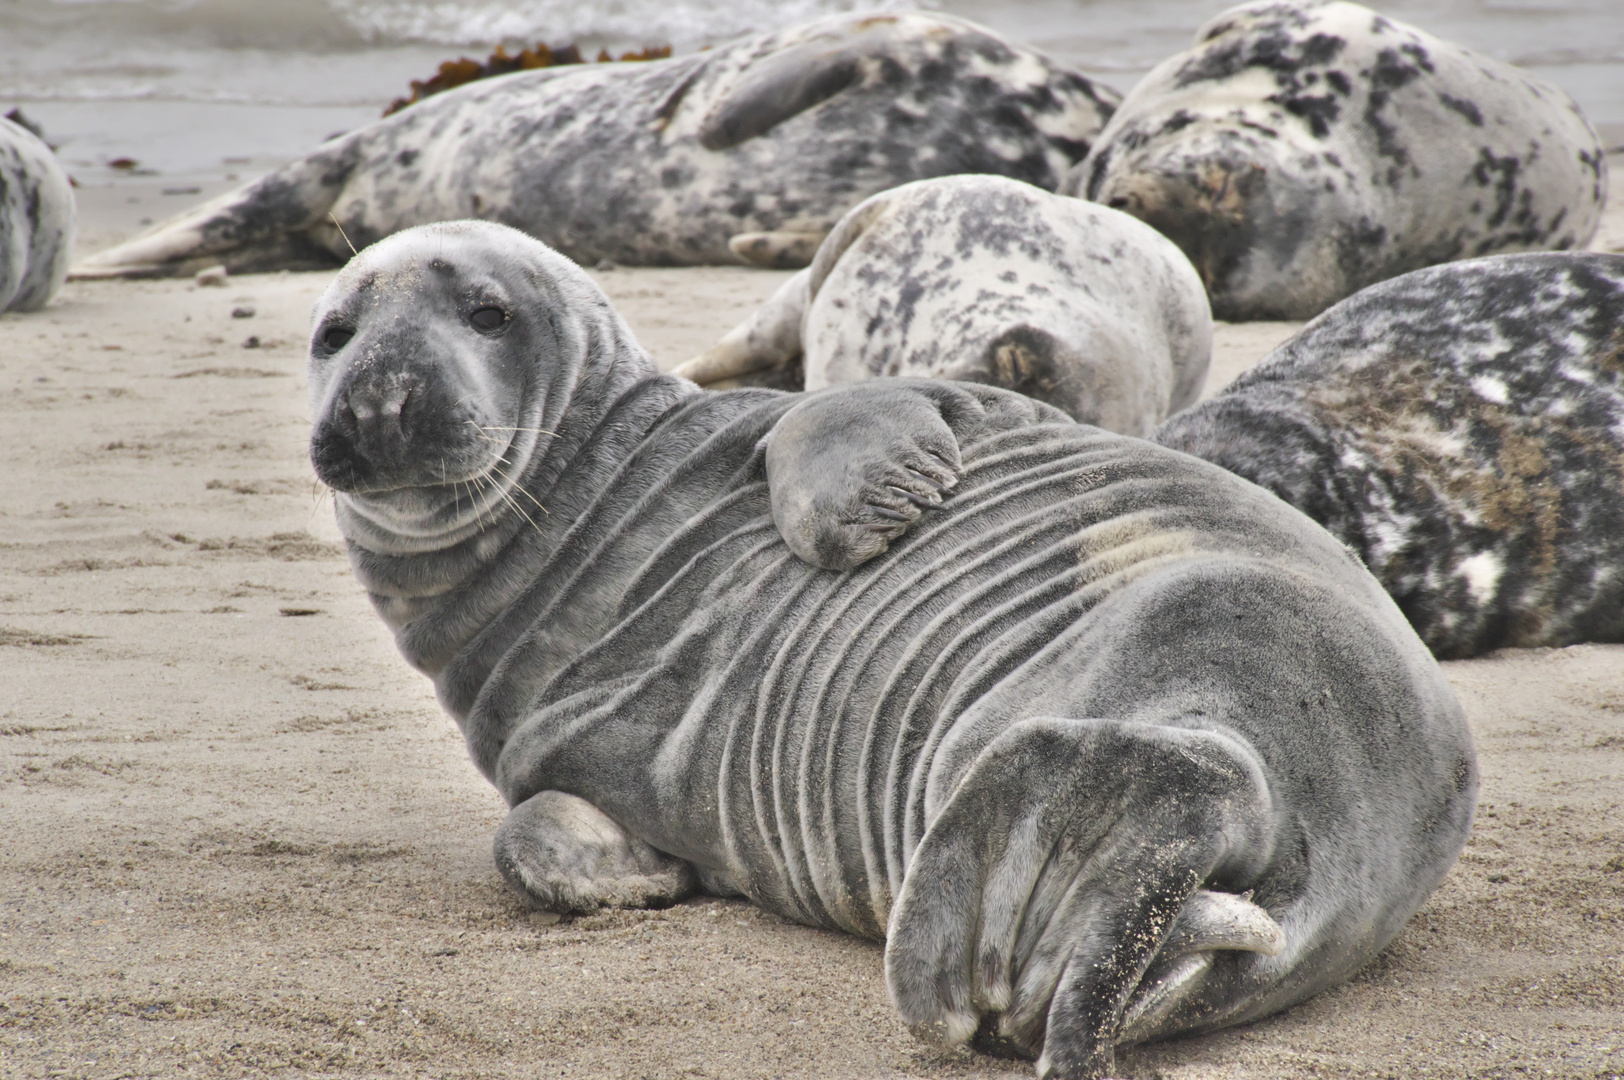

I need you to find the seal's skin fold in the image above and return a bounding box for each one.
[1155,252,1624,660]
[1069,0,1607,321]
[0,115,75,312]
[74,11,1118,279]
[309,223,1476,1079]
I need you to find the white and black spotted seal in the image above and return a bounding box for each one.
[1064,0,1608,321]
[672,175,1212,436]
[0,113,75,313]
[72,12,1118,279]
[1155,251,1624,659]
[306,220,1476,1079]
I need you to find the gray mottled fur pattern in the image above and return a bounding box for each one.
[674,176,1212,436]
[0,116,75,313]
[308,222,1474,1079]
[75,12,1118,279]
[1155,251,1624,660]
[1064,0,1607,321]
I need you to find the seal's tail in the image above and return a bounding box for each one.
[71,139,361,279]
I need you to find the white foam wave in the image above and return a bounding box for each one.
[337,0,923,49]
[6,0,921,50]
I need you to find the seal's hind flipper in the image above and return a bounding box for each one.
[672,269,810,387]
[71,139,361,279]
[886,717,1280,1079]
[728,230,825,270]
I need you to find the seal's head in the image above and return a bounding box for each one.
[307,220,654,551]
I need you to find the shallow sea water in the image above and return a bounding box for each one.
[1,0,1619,187]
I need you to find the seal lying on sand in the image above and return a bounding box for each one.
[0,114,75,313]
[309,221,1475,1079]
[1156,252,1624,660]
[671,175,1212,436]
[73,12,1118,279]
[1065,0,1607,321]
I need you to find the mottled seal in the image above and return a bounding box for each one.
[671,175,1212,436]
[1156,251,1624,660]
[73,11,1118,279]
[308,220,1474,1079]
[1063,0,1607,321]
[0,114,75,313]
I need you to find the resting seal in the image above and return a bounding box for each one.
[73,11,1118,279]
[1063,0,1607,321]
[308,221,1475,1079]
[1155,251,1624,660]
[671,175,1212,436]
[0,114,75,313]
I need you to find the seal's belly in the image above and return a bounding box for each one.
[490,423,1335,936]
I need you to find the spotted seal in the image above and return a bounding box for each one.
[72,12,1118,279]
[671,175,1212,436]
[0,114,75,313]
[308,220,1475,1079]
[1155,252,1624,660]
[1063,0,1607,321]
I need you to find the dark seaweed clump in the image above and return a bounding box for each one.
[384,42,673,115]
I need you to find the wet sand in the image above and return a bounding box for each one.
[1,171,1621,1079]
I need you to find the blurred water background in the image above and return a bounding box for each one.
[1,0,1619,189]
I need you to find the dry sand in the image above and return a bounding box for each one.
[2,169,1622,1080]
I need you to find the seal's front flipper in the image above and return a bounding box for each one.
[886,717,1280,1080]
[671,269,809,388]
[764,380,984,571]
[698,33,877,150]
[494,790,697,914]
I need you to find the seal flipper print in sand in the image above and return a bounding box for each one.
[1066,0,1607,321]
[1155,252,1624,660]
[72,12,1118,279]
[309,221,1475,1079]
[672,176,1212,436]
[0,115,75,313]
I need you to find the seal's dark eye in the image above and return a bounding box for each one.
[469,306,506,332]
[321,327,354,350]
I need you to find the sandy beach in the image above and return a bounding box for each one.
[1,168,1621,1080]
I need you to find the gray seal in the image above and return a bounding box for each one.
[0,114,75,313]
[671,175,1212,436]
[72,11,1118,279]
[308,220,1475,1079]
[1155,251,1624,660]
[1063,0,1608,321]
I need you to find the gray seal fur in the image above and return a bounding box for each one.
[672,175,1212,436]
[308,220,1475,1079]
[1155,251,1624,660]
[1064,0,1607,321]
[73,11,1118,279]
[0,115,75,313]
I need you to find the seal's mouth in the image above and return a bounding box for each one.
[312,406,554,546]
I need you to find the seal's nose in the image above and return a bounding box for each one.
[311,369,427,489]
[345,374,419,445]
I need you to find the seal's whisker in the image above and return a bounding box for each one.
[491,482,546,539]
[491,463,550,516]
[478,425,558,437]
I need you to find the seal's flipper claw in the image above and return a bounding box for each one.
[764,380,981,570]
